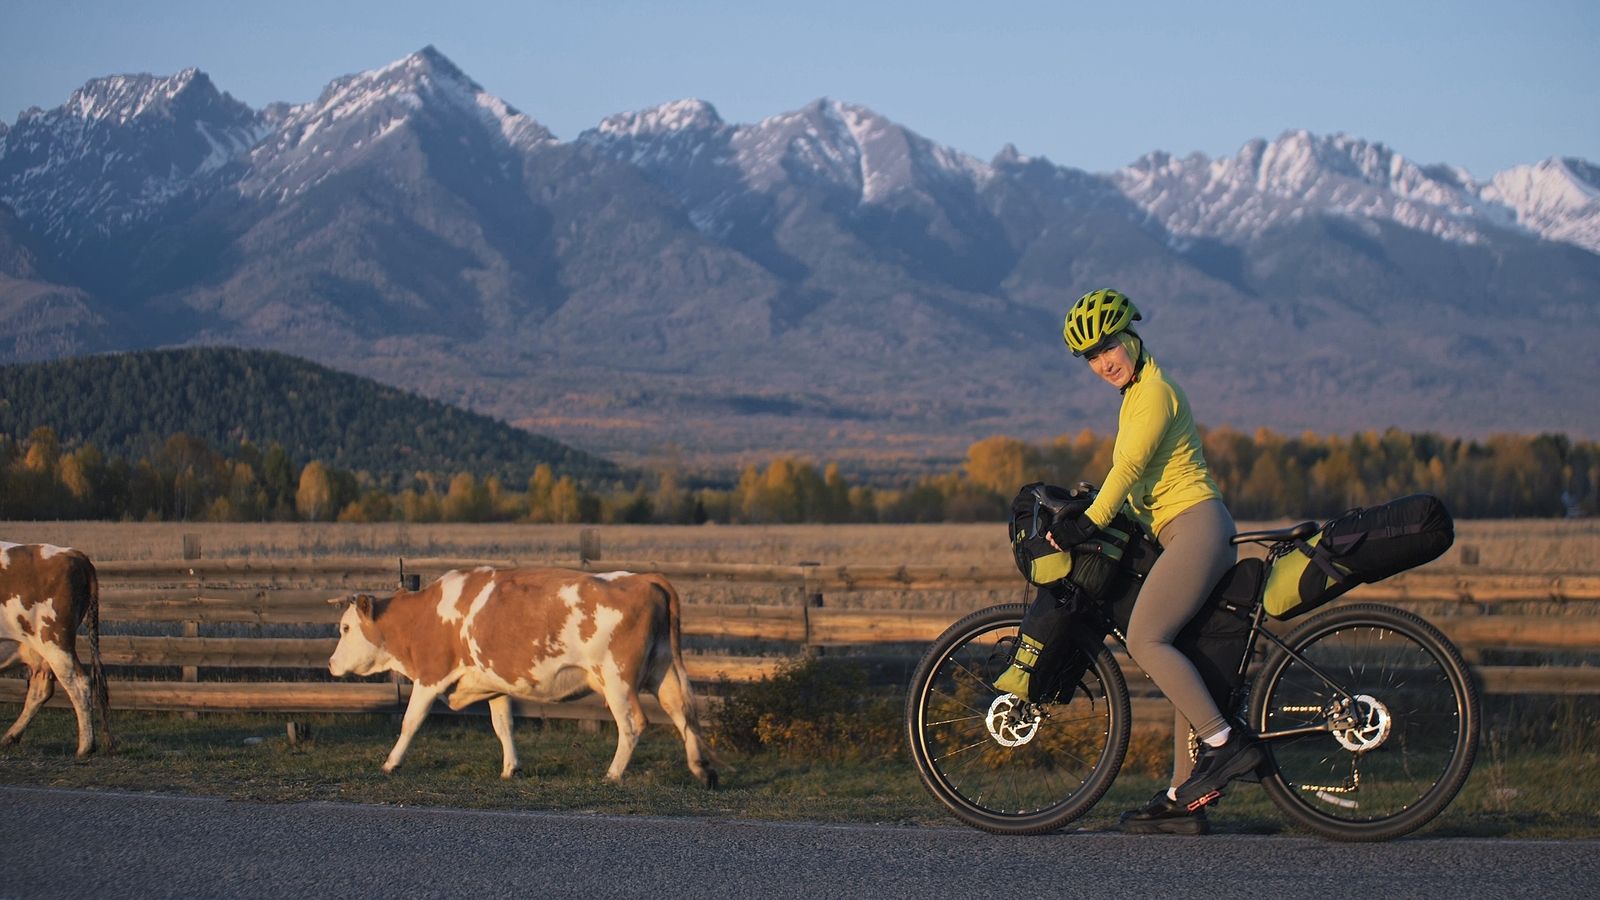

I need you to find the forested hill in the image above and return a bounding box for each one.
[0,348,616,483]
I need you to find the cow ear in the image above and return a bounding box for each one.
[327,594,354,608]
[354,593,376,618]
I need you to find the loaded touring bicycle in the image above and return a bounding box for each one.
[905,483,1477,841]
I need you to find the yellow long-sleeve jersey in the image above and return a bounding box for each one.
[1084,353,1223,539]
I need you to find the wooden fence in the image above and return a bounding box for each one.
[4,551,1600,726]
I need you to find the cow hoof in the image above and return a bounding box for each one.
[381,763,399,775]
[0,735,17,747]
[701,770,719,790]
[502,767,521,780]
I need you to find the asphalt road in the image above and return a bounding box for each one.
[2,785,1596,899]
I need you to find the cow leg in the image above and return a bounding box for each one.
[35,644,95,758]
[598,669,647,783]
[1,666,55,747]
[488,695,520,779]
[653,659,717,788]
[382,681,448,774]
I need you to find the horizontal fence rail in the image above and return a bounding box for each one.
[5,552,1600,729]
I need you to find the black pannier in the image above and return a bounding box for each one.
[1264,493,1454,620]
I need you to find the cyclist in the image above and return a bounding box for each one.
[1049,288,1262,834]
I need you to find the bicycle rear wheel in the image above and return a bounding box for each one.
[905,603,1130,835]
[1250,602,1479,841]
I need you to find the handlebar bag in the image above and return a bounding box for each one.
[1264,493,1454,620]
[1008,481,1160,596]
[1003,481,1163,702]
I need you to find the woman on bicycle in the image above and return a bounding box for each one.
[1048,288,1262,835]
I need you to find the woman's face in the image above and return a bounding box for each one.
[1086,341,1135,389]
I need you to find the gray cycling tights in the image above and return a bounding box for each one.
[1124,498,1237,788]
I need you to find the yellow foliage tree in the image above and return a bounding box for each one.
[964,435,1032,495]
[295,460,334,521]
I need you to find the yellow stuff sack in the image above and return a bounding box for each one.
[1263,532,1352,619]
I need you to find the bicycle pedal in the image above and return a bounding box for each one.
[1186,790,1221,813]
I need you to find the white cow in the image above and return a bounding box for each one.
[329,566,716,786]
[1,542,112,756]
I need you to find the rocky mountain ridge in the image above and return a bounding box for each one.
[1,47,1596,476]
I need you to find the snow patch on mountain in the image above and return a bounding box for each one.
[594,99,726,139]
[581,96,993,237]
[1113,130,1600,256]
[1484,158,1600,254]
[1114,130,1514,248]
[0,69,263,243]
[240,46,553,202]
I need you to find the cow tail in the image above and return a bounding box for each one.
[658,575,685,664]
[648,575,722,768]
[85,562,113,754]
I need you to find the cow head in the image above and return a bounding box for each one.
[327,593,395,677]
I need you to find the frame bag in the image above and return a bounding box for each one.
[1104,556,1261,708]
[1264,493,1455,620]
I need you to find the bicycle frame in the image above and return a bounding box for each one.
[1105,534,1363,744]
[1228,539,1366,742]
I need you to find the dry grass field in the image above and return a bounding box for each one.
[4,517,1596,571]
[3,517,1597,617]
[4,517,1592,617]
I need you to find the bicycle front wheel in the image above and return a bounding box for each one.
[905,603,1130,835]
[1250,602,1479,841]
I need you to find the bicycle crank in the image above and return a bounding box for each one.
[985,693,1042,747]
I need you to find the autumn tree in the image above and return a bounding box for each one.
[296,461,335,521]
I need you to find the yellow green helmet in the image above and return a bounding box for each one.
[1063,288,1142,356]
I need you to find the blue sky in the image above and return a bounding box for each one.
[2,0,1595,178]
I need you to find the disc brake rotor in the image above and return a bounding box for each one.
[1332,693,1392,752]
[985,693,1041,747]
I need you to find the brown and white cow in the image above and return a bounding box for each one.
[328,566,716,787]
[0,542,112,757]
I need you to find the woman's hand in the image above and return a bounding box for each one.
[1047,514,1097,551]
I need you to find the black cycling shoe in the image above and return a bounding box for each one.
[1118,790,1210,835]
[1173,730,1265,812]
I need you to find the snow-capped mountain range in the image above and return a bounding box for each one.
[3,49,1594,258]
[0,68,264,244]
[1113,132,1600,254]
[1,47,1597,469]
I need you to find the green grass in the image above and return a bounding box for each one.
[3,706,1598,839]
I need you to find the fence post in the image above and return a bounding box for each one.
[579,529,601,567]
[800,562,824,657]
[181,533,201,720]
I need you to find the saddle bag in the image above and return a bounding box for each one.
[1263,493,1455,620]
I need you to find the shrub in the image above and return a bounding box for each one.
[709,657,903,761]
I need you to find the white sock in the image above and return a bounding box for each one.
[1166,787,1178,801]
[1203,725,1232,748]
